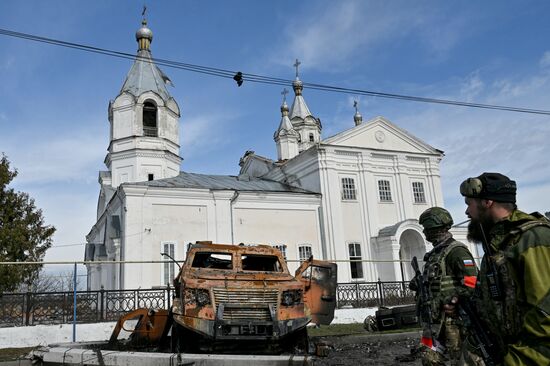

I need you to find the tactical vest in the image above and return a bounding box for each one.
[476,217,550,352]
[422,239,468,326]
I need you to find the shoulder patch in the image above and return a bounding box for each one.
[463,259,475,267]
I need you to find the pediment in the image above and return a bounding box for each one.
[322,116,441,155]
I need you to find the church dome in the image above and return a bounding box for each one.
[281,101,289,115]
[292,78,303,96]
[136,20,153,42]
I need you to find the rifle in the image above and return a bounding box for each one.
[458,298,500,366]
[479,224,502,300]
[411,256,435,349]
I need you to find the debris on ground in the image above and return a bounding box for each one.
[312,332,421,365]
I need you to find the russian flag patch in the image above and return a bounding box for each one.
[463,259,475,267]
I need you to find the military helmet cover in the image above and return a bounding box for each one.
[419,207,454,229]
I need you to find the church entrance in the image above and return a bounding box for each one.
[398,229,426,282]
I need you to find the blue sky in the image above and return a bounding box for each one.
[1,1,550,262]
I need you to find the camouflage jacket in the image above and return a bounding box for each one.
[474,210,550,365]
[412,237,478,333]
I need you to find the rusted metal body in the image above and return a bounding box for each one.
[170,242,337,352]
[108,308,171,347]
[109,242,337,353]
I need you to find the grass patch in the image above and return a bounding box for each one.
[308,323,366,337]
[0,347,35,361]
[308,323,422,337]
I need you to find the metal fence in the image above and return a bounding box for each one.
[336,280,415,308]
[0,282,414,327]
[0,287,172,327]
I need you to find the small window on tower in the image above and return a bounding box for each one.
[309,133,314,142]
[148,174,154,181]
[143,101,158,137]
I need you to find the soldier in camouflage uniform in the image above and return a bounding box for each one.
[458,172,550,365]
[411,207,478,366]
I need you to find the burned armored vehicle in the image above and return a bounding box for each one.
[170,242,337,353]
[108,242,337,353]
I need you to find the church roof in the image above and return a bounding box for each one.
[275,100,298,138]
[289,79,313,120]
[120,20,173,101]
[133,171,315,194]
[120,51,172,100]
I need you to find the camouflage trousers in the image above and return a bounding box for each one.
[420,318,463,366]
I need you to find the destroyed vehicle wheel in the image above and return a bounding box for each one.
[282,327,309,355]
[171,323,197,353]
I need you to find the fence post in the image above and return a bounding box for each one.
[100,286,105,321]
[24,291,32,326]
[353,282,361,308]
[377,278,384,307]
[72,262,77,342]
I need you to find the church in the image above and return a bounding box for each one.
[85,20,475,290]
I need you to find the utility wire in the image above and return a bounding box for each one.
[2,27,550,116]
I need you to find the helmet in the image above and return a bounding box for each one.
[419,207,453,229]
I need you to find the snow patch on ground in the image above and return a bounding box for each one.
[0,308,376,348]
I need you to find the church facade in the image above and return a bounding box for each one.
[85,21,475,290]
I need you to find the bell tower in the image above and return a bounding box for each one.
[102,18,182,189]
[274,88,299,160]
[288,59,322,152]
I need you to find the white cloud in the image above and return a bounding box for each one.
[459,71,484,101]
[180,113,236,161]
[389,62,550,223]
[270,2,473,71]
[539,51,550,68]
[1,126,106,186]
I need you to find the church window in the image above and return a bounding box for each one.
[298,245,312,262]
[412,182,426,203]
[378,180,393,202]
[348,243,364,279]
[273,244,287,260]
[143,101,158,137]
[161,242,175,286]
[341,177,357,200]
[309,133,314,142]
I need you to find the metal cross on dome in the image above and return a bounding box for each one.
[281,88,289,103]
[293,58,301,79]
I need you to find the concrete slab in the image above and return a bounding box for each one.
[33,345,313,366]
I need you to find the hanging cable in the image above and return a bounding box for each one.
[2,27,550,115]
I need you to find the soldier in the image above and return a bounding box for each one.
[457,172,550,365]
[411,207,478,366]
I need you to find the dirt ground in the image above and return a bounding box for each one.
[0,327,423,365]
[311,331,422,366]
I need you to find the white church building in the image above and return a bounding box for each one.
[85,20,475,290]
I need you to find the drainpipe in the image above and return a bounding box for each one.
[230,191,239,244]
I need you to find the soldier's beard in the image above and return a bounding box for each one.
[467,206,494,243]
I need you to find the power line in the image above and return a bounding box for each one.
[2,27,550,116]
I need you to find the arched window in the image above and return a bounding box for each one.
[143,101,158,137]
[309,133,314,142]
